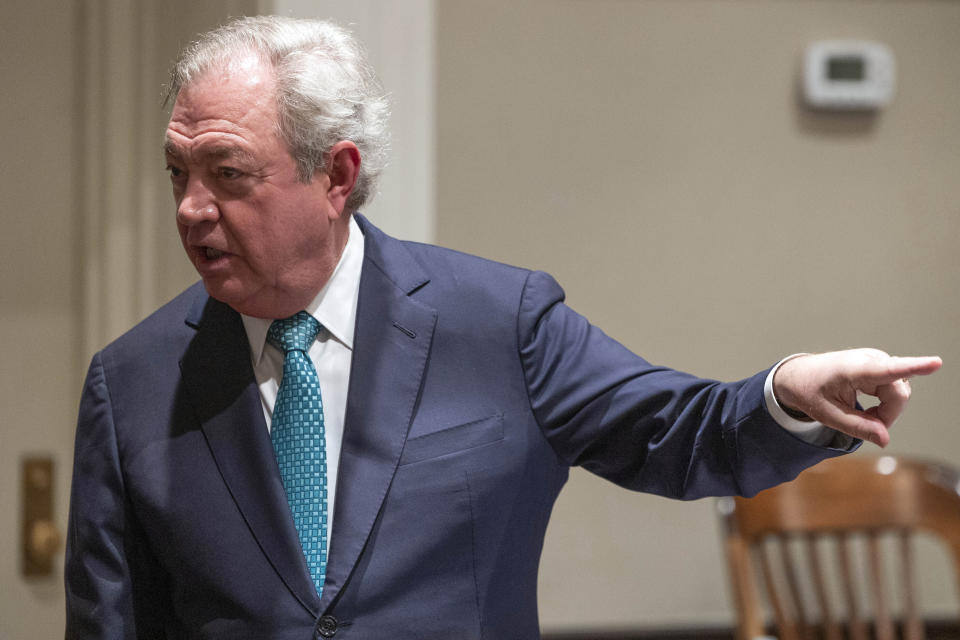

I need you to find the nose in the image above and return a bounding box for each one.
[176,178,219,226]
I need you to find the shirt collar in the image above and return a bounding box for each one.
[241,214,365,365]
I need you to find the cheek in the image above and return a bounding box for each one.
[233,227,280,274]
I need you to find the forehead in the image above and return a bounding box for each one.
[165,56,281,155]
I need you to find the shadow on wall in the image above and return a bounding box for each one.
[793,75,880,138]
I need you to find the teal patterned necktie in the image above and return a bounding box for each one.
[268,311,327,598]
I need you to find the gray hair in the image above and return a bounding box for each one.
[168,15,390,213]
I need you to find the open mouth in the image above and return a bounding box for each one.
[192,245,231,273]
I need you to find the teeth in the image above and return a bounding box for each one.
[205,247,224,259]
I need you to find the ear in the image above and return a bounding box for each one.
[324,141,361,215]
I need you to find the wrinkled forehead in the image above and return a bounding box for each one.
[164,56,286,162]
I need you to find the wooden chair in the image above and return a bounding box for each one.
[719,455,960,640]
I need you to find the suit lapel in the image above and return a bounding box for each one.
[319,217,437,612]
[179,295,321,615]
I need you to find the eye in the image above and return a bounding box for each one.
[217,166,243,180]
[166,164,185,179]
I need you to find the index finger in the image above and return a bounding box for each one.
[859,355,942,385]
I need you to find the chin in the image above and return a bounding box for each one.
[203,281,303,319]
[202,280,256,315]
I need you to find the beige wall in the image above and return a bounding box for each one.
[436,0,960,630]
[0,4,80,638]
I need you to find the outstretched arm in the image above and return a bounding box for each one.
[772,349,942,447]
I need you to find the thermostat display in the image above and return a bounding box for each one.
[803,40,895,110]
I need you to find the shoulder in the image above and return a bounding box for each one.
[99,281,211,363]
[403,238,529,285]
[357,214,564,313]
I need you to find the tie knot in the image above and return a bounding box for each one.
[267,311,321,354]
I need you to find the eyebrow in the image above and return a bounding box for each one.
[163,140,258,166]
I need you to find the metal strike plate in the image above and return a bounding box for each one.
[21,456,61,577]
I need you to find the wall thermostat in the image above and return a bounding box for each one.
[803,40,896,110]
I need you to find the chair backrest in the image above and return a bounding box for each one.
[719,455,960,640]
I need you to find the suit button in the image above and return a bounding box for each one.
[316,615,338,638]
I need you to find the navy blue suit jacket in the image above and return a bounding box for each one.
[65,215,851,639]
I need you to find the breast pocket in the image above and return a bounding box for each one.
[398,413,504,466]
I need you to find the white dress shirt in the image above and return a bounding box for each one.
[241,216,829,539]
[241,215,365,538]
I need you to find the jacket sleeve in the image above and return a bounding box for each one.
[517,270,856,499]
[65,354,171,639]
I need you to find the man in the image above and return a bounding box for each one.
[65,15,940,639]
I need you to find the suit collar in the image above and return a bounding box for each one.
[184,214,429,326]
[354,213,430,296]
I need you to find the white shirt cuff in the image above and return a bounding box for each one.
[763,354,835,447]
